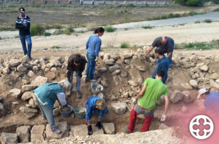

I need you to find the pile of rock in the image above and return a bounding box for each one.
[0,121,115,143]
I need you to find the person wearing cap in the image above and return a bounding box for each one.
[197,88,219,115]
[33,80,71,134]
[67,54,87,98]
[145,36,174,68]
[152,47,169,83]
[15,7,32,60]
[84,96,109,135]
[125,70,169,134]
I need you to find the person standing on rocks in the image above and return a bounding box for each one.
[145,36,174,68]
[67,54,87,98]
[85,27,104,82]
[152,48,169,83]
[15,7,32,60]
[85,96,109,135]
[125,70,169,133]
[33,80,71,134]
[197,88,219,116]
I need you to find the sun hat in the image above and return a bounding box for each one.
[197,88,210,99]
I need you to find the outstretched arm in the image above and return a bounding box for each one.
[164,95,169,115]
[145,46,154,56]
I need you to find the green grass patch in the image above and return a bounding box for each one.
[142,25,153,29]
[183,41,219,50]
[203,19,212,23]
[44,32,52,37]
[51,46,61,49]
[30,24,45,36]
[105,25,116,32]
[64,27,74,35]
[120,42,130,48]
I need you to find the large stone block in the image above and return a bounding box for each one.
[46,121,69,139]
[70,124,104,137]
[102,123,115,134]
[22,84,37,93]
[31,125,45,143]
[1,133,17,144]
[170,90,185,103]
[16,126,31,143]
[111,103,127,114]
[21,91,35,101]
[8,88,21,98]
[19,106,38,119]
[31,76,48,87]
[10,59,21,67]
[109,64,120,73]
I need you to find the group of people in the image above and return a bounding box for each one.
[16,7,219,136]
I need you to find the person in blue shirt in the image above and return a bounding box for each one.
[33,80,71,134]
[197,88,219,116]
[84,96,108,135]
[85,27,104,82]
[152,48,169,83]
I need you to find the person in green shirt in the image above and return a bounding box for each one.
[125,70,169,133]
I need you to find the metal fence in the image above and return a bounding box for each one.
[0,0,175,5]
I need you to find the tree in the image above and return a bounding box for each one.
[174,0,204,6]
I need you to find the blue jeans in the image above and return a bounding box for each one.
[35,96,56,129]
[85,52,96,80]
[19,35,32,58]
[69,71,81,92]
[167,42,174,68]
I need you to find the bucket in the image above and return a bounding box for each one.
[72,106,86,119]
[60,105,73,118]
[91,83,103,95]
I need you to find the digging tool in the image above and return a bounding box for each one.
[122,101,132,111]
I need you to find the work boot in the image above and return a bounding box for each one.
[85,77,90,83]
[51,127,62,134]
[125,126,131,134]
[76,91,82,99]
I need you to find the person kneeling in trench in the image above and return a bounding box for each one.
[33,80,71,134]
[125,70,169,133]
[85,96,109,135]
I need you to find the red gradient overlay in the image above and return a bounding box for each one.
[174,110,219,144]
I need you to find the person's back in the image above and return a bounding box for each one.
[86,34,101,57]
[152,48,169,83]
[137,78,168,110]
[204,92,219,114]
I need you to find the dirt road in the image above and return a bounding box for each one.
[0,22,219,52]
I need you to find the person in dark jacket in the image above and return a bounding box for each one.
[152,48,169,83]
[15,7,32,60]
[33,80,71,134]
[145,36,174,68]
[84,96,109,135]
[67,54,87,98]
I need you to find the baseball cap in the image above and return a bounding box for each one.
[197,88,209,99]
[19,7,25,13]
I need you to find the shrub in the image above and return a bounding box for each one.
[120,42,129,48]
[204,19,212,23]
[195,21,200,23]
[54,29,64,35]
[51,46,61,49]
[105,25,116,32]
[142,25,153,29]
[44,32,52,36]
[213,8,219,12]
[185,0,204,6]
[64,27,74,35]
[30,24,45,36]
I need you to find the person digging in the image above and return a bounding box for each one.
[125,70,169,133]
[67,54,87,98]
[33,80,71,134]
[85,96,109,135]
